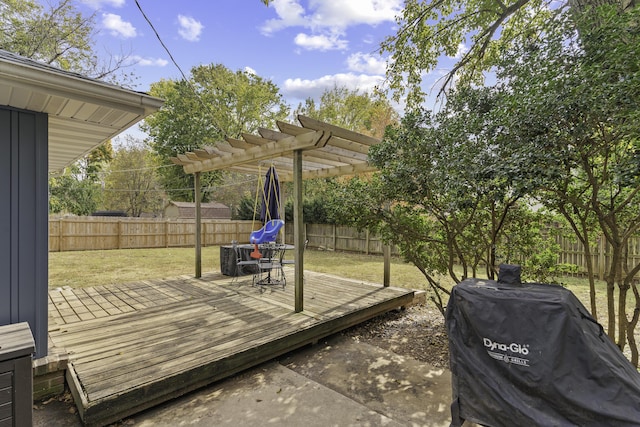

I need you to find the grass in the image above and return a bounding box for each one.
[48,246,616,321]
[48,247,427,289]
[49,247,222,289]
[49,245,599,298]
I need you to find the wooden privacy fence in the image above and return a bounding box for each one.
[554,233,640,281]
[48,217,639,281]
[49,217,256,252]
[48,218,393,254]
[303,223,395,255]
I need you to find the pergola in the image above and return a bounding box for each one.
[171,114,390,312]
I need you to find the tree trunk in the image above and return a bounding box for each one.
[556,203,598,318]
[606,278,616,339]
[617,282,629,350]
[627,282,640,368]
[584,241,597,318]
[602,234,622,341]
[578,221,598,319]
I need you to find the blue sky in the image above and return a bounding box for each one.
[66,0,459,141]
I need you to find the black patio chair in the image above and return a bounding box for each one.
[232,241,259,286]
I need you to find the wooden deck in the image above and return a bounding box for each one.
[48,269,415,426]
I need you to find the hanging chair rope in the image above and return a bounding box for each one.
[251,164,262,232]
[261,163,281,222]
[249,162,282,259]
[252,162,281,226]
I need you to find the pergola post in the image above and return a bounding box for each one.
[293,150,304,312]
[383,201,391,287]
[383,244,391,287]
[194,172,202,278]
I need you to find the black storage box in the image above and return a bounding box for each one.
[0,322,35,427]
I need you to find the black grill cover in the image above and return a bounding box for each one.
[446,278,640,427]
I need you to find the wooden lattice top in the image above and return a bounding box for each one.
[170,115,381,181]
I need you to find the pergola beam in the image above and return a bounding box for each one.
[297,115,380,146]
[301,162,377,180]
[177,130,329,174]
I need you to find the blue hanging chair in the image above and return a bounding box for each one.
[250,219,285,244]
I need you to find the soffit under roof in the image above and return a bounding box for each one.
[171,115,381,182]
[0,50,164,172]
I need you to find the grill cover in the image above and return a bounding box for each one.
[446,278,640,427]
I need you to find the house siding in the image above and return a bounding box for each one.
[0,107,49,358]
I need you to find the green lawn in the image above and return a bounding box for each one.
[49,246,602,308]
[48,246,428,289]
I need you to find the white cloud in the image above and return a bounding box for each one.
[128,55,169,67]
[262,0,401,33]
[102,13,137,38]
[261,0,401,52]
[306,0,403,29]
[346,52,387,75]
[177,15,204,42]
[282,72,384,101]
[80,0,125,9]
[244,66,257,75]
[453,43,469,59]
[261,0,307,34]
[361,34,376,45]
[294,33,347,51]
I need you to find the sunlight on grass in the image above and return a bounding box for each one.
[49,246,608,320]
[49,247,222,288]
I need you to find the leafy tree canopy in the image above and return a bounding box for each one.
[143,64,290,202]
[330,86,557,313]
[494,5,640,356]
[295,86,399,139]
[102,138,164,217]
[379,0,634,108]
[49,165,101,216]
[0,0,135,84]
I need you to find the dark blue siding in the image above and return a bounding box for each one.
[0,107,49,358]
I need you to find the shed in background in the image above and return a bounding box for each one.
[164,201,231,219]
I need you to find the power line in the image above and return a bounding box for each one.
[103,163,177,174]
[133,0,190,83]
[133,0,228,138]
[101,176,259,193]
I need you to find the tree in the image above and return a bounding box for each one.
[295,86,399,139]
[292,86,400,224]
[83,140,114,181]
[143,65,290,202]
[494,6,640,364]
[332,86,554,315]
[102,139,164,217]
[49,165,101,216]
[379,0,634,108]
[48,140,113,215]
[0,0,135,84]
[234,194,258,220]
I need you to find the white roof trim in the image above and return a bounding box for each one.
[0,50,164,172]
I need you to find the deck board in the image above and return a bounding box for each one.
[49,270,415,427]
